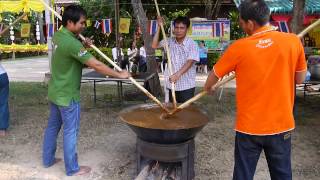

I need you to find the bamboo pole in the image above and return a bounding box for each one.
[40,0,170,113]
[297,18,320,38]
[166,74,236,116]
[0,13,28,37]
[154,0,178,109]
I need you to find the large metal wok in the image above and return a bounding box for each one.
[118,103,209,144]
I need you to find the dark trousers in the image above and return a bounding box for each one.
[233,131,292,180]
[0,73,9,130]
[168,87,195,103]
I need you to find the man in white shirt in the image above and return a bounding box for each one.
[139,42,147,72]
[127,41,138,72]
[112,46,125,69]
[152,16,199,103]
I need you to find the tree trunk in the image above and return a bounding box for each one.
[131,0,162,97]
[291,0,306,34]
[204,0,223,20]
[38,13,45,44]
[204,0,214,20]
[213,0,223,19]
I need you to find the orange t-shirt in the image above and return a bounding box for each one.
[213,26,307,135]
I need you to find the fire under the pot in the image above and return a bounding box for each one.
[119,104,209,179]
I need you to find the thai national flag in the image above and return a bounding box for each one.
[47,23,54,37]
[102,19,112,34]
[213,22,224,37]
[94,20,101,29]
[149,20,158,35]
[278,21,290,33]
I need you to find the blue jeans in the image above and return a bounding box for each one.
[233,131,292,180]
[43,101,81,176]
[0,73,9,130]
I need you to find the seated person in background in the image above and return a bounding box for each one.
[112,46,125,69]
[127,41,138,72]
[139,42,147,72]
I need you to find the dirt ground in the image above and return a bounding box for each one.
[0,83,319,180]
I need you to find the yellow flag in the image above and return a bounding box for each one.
[119,18,130,34]
[86,19,92,27]
[21,23,31,37]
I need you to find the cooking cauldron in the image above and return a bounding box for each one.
[119,103,209,144]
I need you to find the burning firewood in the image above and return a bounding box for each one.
[135,164,150,180]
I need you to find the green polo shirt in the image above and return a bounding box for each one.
[48,27,93,106]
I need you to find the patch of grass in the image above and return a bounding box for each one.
[9,82,48,106]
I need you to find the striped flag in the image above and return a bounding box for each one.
[94,20,101,29]
[278,21,290,33]
[101,19,112,35]
[213,22,224,37]
[46,23,54,37]
[148,20,158,35]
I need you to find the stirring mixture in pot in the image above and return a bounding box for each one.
[119,105,209,130]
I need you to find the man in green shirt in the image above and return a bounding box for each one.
[42,5,130,176]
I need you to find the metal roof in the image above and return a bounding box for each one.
[234,0,320,14]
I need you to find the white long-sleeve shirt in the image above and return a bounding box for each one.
[112,47,124,61]
[139,46,146,58]
[127,48,138,61]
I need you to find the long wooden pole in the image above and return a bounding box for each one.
[0,13,28,37]
[40,0,170,113]
[154,0,178,109]
[298,18,320,38]
[167,74,235,116]
[167,18,320,116]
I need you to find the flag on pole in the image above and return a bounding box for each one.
[213,22,224,37]
[102,19,112,35]
[94,20,101,29]
[20,23,31,37]
[47,23,54,37]
[148,20,158,35]
[278,21,290,33]
[119,18,130,34]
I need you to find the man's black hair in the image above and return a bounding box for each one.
[173,16,190,28]
[239,0,270,26]
[62,5,87,26]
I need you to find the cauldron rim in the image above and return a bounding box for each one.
[118,103,209,144]
[118,103,209,130]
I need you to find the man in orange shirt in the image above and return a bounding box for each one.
[204,0,307,179]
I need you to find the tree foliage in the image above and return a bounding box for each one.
[228,11,245,40]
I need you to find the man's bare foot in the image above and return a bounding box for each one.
[0,130,6,137]
[72,166,91,176]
